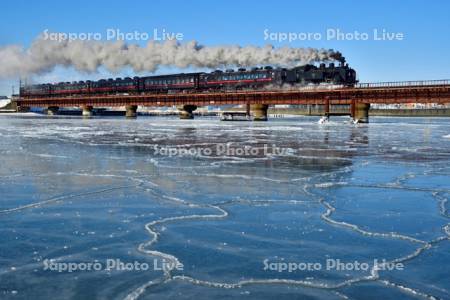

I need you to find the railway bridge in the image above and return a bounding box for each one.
[16,80,450,123]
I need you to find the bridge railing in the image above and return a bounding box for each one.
[356,79,450,88]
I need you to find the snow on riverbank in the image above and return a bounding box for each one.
[0,99,11,108]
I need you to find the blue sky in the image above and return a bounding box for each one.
[1,0,449,96]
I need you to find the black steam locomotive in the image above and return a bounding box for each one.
[20,60,357,97]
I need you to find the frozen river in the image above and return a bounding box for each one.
[0,114,449,299]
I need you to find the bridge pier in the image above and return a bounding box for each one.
[17,106,30,112]
[351,102,370,123]
[6,101,29,112]
[47,106,59,116]
[178,105,197,119]
[251,104,268,121]
[81,105,94,117]
[125,105,138,118]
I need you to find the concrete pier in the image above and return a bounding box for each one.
[125,105,138,118]
[352,103,370,123]
[47,106,59,116]
[178,105,197,119]
[250,104,268,121]
[81,105,94,117]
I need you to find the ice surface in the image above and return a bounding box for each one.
[0,115,449,300]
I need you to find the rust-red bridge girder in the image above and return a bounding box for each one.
[16,83,450,108]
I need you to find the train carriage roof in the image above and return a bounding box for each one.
[140,72,204,80]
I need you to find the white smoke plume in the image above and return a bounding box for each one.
[0,36,343,79]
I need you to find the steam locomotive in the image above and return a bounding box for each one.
[20,60,357,97]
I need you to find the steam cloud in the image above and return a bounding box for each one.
[0,36,343,79]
